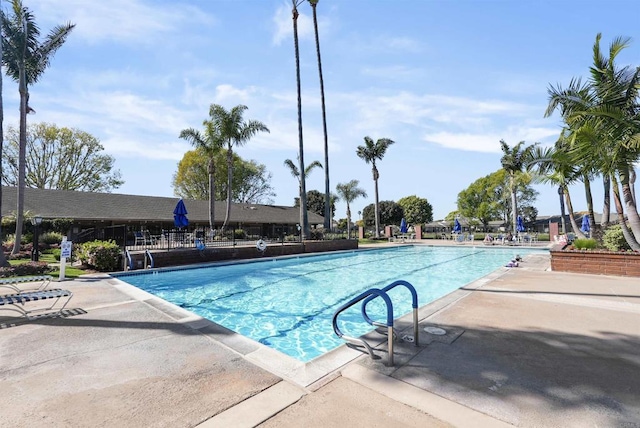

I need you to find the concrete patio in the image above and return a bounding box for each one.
[1,246,638,427]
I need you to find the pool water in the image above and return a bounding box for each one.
[113,246,540,361]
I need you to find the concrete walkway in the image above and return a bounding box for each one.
[1,248,639,427]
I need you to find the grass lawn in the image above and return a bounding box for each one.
[8,253,87,279]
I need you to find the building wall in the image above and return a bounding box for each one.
[550,249,640,277]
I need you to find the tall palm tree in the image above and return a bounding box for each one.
[179,119,223,231]
[1,0,74,254]
[291,0,310,239]
[0,0,7,267]
[500,139,536,234]
[284,156,322,206]
[335,180,367,239]
[356,136,395,238]
[208,104,269,233]
[308,0,331,231]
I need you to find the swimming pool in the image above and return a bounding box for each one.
[113,246,541,362]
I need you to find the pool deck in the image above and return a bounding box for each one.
[1,240,639,427]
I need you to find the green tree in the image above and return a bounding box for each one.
[308,0,331,230]
[1,0,74,254]
[356,136,395,238]
[335,179,367,239]
[528,136,586,239]
[172,148,275,204]
[545,34,640,249]
[179,114,223,230]
[397,195,433,226]
[305,189,327,216]
[208,104,269,233]
[2,123,123,191]
[284,156,322,208]
[362,200,403,230]
[457,173,503,229]
[500,139,536,234]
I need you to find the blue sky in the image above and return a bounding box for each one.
[4,0,639,221]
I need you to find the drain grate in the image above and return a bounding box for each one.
[424,326,447,335]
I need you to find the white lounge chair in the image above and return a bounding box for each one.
[0,288,73,320]
[0,275,53,294]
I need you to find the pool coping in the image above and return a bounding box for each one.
[108,245,530,388]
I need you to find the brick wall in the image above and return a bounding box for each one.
[126,239,358,270]
[550,249,640,277]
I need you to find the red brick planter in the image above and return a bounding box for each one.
[550,248,640,277]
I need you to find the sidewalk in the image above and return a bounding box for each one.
[1,251,638,427]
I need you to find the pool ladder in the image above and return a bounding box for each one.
[332,280,419,366]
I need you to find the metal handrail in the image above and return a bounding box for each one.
[332,288,395,365]
[144,250,155,269]
[361,280,419,346]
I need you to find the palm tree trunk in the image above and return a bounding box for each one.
[558,185,567,234]
[311,2,331,231]
[222,147,233,233]
[630,167,637,208]
[583,174,595,229]
[208,157,215,231]
[564,189,586,239]
[618,167,640,244]
[612,175,640,250]
[346,204,351,240]
[510,174,518,235]
[0,0,8,266]
[373,167,380,239]
[602,175,610,227]
[292,2,309,240]
[12,67,28,255]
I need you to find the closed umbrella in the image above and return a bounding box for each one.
[516,215,525,233]
[400,218,408,234]
[580,215,590,234]
[453,218,461,234]
[173,199,189,229]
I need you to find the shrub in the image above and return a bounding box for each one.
[233,229,246,239]
[41,231,64,246]
[0,261,51,278]
[602,225,632,252]
[50,248,62,261]
[77,240,121,272]
[573,238,598,250]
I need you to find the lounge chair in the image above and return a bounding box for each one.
[0,275,53,294]
[0,288,73,320]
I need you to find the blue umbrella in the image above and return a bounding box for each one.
[453,218,461,233]
[173,199,189,229]
[400,218,408,234]
[516,215,525,232]
[580,215,590,233]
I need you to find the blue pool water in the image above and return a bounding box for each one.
[113,246,541,361]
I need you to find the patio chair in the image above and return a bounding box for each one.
[0,275,53,294]
[0,288,73,320]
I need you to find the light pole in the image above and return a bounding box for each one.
[31,216,43,262]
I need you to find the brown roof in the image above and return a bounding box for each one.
[0,187,324,226]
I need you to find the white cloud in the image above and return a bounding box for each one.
[272,2,315,45]
[30,0,215,45]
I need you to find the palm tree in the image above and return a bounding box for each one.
[0,0,8,267]
[335,180,367,239]
[1,0,74,254]
[208,104,269,233]
[179,119,223,231]
[356,136,395,238]
[291,0,310,239]
[499,139,536,235]
[308,0,331,231]
[284,156,323,206]
[528,142,586,239]
[546,34,640,247]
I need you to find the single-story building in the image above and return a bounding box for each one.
[1,186,325,246]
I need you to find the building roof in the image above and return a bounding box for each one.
[1,187,324,226]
